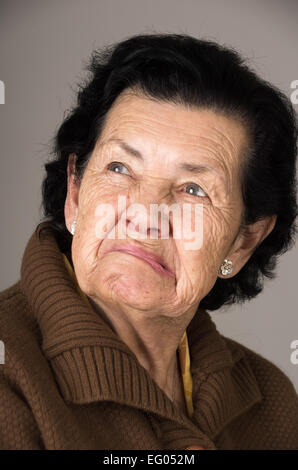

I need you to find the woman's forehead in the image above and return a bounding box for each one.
[94,94,248,175]
[102,91,245,140]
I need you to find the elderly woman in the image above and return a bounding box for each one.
[0,33,297,450]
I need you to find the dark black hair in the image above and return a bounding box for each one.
[39,33,298,311]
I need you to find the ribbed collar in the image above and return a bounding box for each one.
[20,222,263,449]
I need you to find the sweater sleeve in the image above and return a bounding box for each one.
[0,372,43,450]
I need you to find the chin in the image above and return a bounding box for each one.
[97,271,160,311]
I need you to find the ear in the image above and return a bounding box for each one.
[64,153,81,234]
[218,214,277,278]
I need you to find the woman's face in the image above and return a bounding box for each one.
[65,91,249,317]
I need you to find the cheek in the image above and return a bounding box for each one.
[203,203,238,249]
[71,193,118,286]
[72,182,137,292]
[178,208,230,278]
[78,179,120,240]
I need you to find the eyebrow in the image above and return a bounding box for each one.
[103,137,225,180]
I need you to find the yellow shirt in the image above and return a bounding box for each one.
[62,253,194,419]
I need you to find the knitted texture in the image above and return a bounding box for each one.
[0,222,297,449]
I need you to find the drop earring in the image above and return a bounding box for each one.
[219,259,233,276]
[70,220,77,236]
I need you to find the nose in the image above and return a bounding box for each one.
[119,198,172,241]
[125,215,161,239]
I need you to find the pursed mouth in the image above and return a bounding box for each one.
[105,245,175,279]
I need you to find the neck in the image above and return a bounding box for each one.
[87,296,197,397]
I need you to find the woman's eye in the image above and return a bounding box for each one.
[107,164,207,199]
[184,183,208,198]
[108,161,130,175]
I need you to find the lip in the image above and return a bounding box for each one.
[105,244,175,279]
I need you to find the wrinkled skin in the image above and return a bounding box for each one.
[64,89,276,405]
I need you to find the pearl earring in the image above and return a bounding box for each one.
[219,259,233,276]
[70,220,77,235]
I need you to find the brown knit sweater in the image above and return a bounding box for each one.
[0,222,297,450]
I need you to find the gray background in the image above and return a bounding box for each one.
[0,0,297,390]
